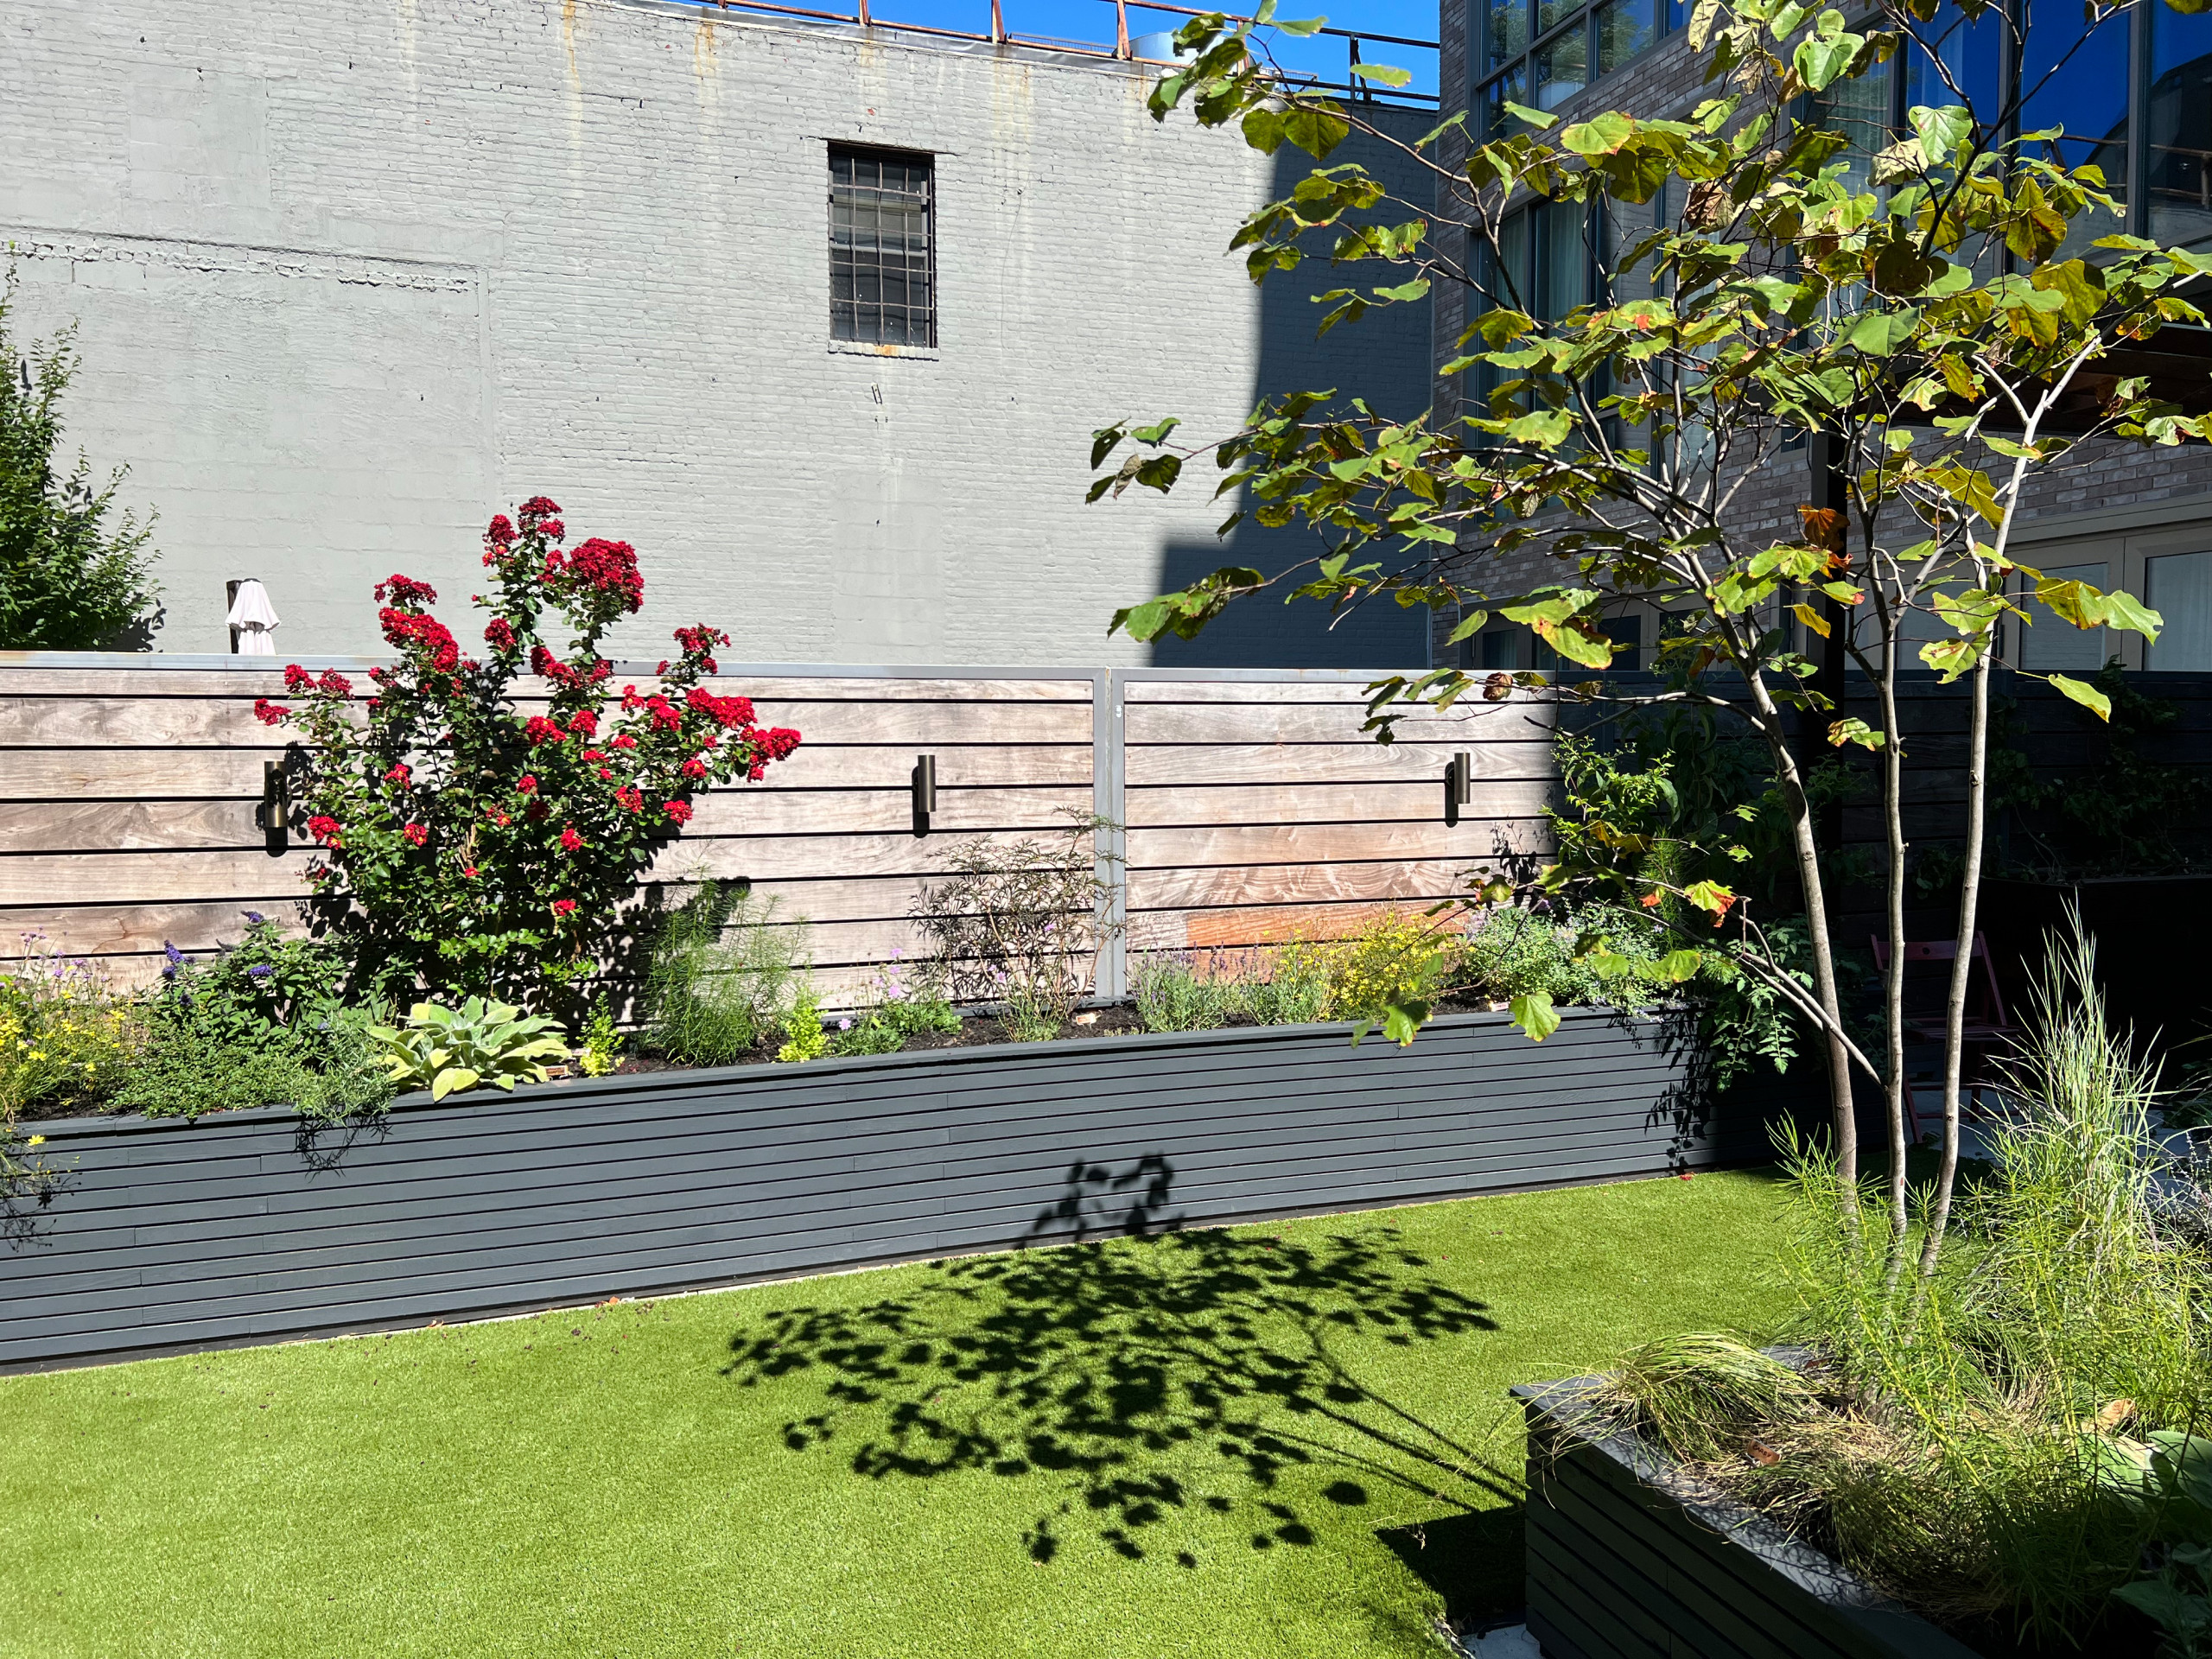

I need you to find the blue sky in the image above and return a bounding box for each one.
[845,0,1444,100]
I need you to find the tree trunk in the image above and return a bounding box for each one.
[1875,604,1911,1298]
[1742,670,1859,1192]
[1916,633,1993,1287]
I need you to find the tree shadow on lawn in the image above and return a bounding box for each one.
[725,1218,1525,1572]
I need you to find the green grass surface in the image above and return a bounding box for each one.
[3,1170,1789,1658]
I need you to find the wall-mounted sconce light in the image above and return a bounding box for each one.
[1443,751,1471,827]
[260,760,290,855]
[911,753,937,837]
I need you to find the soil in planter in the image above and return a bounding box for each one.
[605,1003,1155,1077]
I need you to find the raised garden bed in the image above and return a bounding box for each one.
[2,1008,1795,1373]
[1516,1375,1986,1659]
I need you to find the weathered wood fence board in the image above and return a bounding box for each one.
[0,658,1554,1000]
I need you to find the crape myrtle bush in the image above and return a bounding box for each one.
[257,498,800,1009]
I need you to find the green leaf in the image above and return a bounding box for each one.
[1349,62,1413,88]
[1445,609,1490,645]
[1132,416,1182,445]
[430,1066,480,1102]
[1509,991,1561,1043]
[2094,588,2164,643]
[1089,425,1127,468]
[1827,716,1887,750]
[1844,308,1920,357]
[1655,950,1703,984]
[1274,12,1326,35]
[1381,999,1431,1046]
[1501,100,1558,130]
[1282,105,1351,159]
[1906,103,1972,162]
[1372,277,1432,302]
[1794,30,1861,92]
[2048,673,2113,721]
[1561,111,1636,155]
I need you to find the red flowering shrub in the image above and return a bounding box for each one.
[263,496,801,1006]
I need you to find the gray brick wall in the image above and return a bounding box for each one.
[0,0,1429,668]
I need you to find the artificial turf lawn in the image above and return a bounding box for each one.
[2,1168,1790,1659]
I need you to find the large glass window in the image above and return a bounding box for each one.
[2147,551,2212,670]
[1478,0,1672,135]
[2151,6,2212,256]
[1903,3,2003,130]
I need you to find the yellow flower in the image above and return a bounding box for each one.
[26,1135,45,1147]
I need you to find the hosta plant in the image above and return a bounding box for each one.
[367,997,571,1102]
[257,496,801,1010]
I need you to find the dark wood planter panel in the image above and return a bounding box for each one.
[3,1011,1783,1370]
[1517,1379,1983,1659]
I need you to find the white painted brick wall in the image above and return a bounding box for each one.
[1,0,1428,665]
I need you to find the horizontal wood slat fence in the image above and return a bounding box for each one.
[0,657,1557,1003]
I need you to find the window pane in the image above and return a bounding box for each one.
[1542,201,1590,320]
[1497,209,1533,311]
[1904,3,2002,131]
[1484,65,1530,137]
[1536,0,1578,38]
[1488,0,1529,69]
[829,146,934,347]
[2019,6,2129,212]
[2019,561,2111,671]
[1535,25,1588,111]
[2152,8,2212,256]
[2147,551,2212,671]
[1815,57,1893,196]
[1596,0,1656,77]
[1605,193,1662,304]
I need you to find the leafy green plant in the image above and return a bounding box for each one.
[825,956,961,1057]
[0,270,162,650]
[644,884,811,1065]
[577,995,622,1077]
[366,998,569,1101]
[114,1014,393,1125]
[1229,941,1333,1027]
[1132,951,1238,1033]
[2116,1434,2212,1657]
[1,935,143,1122]
[1324,910,1459,1036]
[774,986,831,1065]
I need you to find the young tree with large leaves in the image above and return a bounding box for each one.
[1098,0,2202,1288]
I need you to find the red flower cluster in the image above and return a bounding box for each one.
[664,798,694,825]
[614,785,644,815]
[283,664,315,692]
[682,756,708,780]
[551,898,577,917]
[403,823,428,847]
[516,775,537,794]
[308,815,343,848]
[559,824,584,852]
[385,763,411,786]
[317,670,353,698]
[380,607,461,673]
[374,575,439,607]
[672,624,730,674]
[568,708,597,737]
[747,725,803,763]
[524,715,567,747]
[611,734,637,750]
[485,514,517,550]
[484,617,516,651]
[566,538,644,613]
[686,687,756,728]
[253,698,289,727]
[518,495,562,526]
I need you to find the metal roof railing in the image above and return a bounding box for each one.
[688,0,1440,104]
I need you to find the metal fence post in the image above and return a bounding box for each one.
[1091,666,1128,1002]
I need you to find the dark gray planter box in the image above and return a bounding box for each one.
[1516,1375,1982,1659]
[3,1008,1785,1373]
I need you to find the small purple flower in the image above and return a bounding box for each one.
[244,911,265,925]
[246,964,275,980]
[837,1018,853,1031]
[163,941,184,967]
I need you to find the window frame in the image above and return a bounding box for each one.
[828,143,939,353]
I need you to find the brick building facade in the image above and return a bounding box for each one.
[1,0,1433,668]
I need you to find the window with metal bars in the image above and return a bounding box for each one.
[830,145,937,348]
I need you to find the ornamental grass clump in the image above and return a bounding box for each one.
[642,882,812,1065]
[1589,926,2212,1648]
[258,497,801,1013]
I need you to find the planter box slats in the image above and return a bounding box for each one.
[3,1012,1795,1370]
[14,1114,1753,1300]
[1517,1378,1986,1659]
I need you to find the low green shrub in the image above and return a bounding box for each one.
[115,919,393,1123]
[774,986,831,1064]
[1132,952,1238,1033]
[1324,911,1459,1026]
[366,998,569,1101]
[1,938,144,1122]
[1231,941,1332,1027]
[645,884,810,1065]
